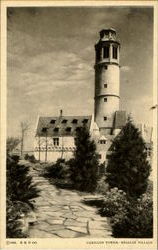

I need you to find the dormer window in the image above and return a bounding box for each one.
[62,119,67,123]
[42,127,48,133]
[50,119,56,124]
[54,127,59,132]
[76,127,81,132]
[103,46,109,58]
[82,119,88,123]
[113,46,118,59]
[72,119,78,124]
[100,140,106,144]
[66,127,71,132]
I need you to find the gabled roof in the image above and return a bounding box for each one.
[36,115,92,137]
[99,135,108,141]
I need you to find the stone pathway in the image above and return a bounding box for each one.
[28,166,112,238]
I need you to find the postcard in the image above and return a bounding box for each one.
[0,0,157,249]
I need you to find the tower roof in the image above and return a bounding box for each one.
[97,28,119,43]
[100,28,116,35]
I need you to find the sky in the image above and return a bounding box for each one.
[7,6,153,150]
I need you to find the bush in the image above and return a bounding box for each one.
[6,198,27,238]
[111,193,153,238]
[7,155,39,208]
[43,158,71,180]
[6,154,39,237]
[99,187,129,217]
[24,154,37,163]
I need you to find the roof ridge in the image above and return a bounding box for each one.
[39,115,92,118]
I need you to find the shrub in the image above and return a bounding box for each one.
[43,158,71,180]
[24,154,37,163]
[7,155,39,208]
[6,198,27,238]
[99,187,129,217]
[7,137,20,153]
[111,193,153,238]
[6,154,39,237]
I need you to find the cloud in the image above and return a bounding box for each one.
[7,7,153,148]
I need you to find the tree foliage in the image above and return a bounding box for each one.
[7,137,20,153]
[106,119,151,198]
[70,125,99,192]
[111,193,153,238]
[7,155,39,207]
[6,154,39,237]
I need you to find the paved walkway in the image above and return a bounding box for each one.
[28,167,112,238]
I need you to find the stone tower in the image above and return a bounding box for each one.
[94,28,120,135]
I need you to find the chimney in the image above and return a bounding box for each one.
[60,109,63,117]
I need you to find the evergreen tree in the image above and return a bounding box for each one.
[70,125,99,192]
[6,154,39,237]
[7,155,39,208]
[106,119,151,198]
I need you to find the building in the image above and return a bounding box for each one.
[34,114,93,162]
[35,29,151,163]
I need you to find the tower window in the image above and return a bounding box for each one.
[113,46,118,59]
[104,84,107,88]
[104,97,107,102]
[104,117,107,121]
[103,46,109,58]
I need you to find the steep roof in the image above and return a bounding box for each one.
[114,111,126,129]
[36,115,92,137]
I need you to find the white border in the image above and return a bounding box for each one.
[1,1,157,249]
